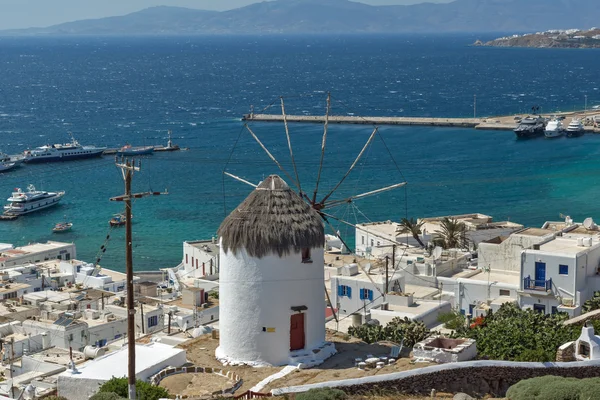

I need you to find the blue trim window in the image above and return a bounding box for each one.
[148,315,158,328]
[337,285,352,299]
[559,264,569,275]
[359,289,374,301]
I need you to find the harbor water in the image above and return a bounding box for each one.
[0,34,599,272]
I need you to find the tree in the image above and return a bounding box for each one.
[347,317,430,347]
[98,377,169,400]
[435,217,467,249]
[399,217,425,247]
[582,291,600,312]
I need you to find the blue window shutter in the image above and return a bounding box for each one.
[338,285,343,296]
[347,287,352,299]
[368,290,373,301]
[359,289,365,300]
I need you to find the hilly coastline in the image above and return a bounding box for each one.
[2,0,600,35]
[479,28,600,49]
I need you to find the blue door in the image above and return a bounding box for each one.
[533,304,546,314]
[534,262,546,286]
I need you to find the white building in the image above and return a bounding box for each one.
[0,242,76,269]
[330,264,405,316]
[181,240,219,279]
[355,221,431,258]
[216,175,334,367]
[57,342,186,400]
[106,303,165,336]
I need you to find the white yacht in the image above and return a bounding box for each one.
[566,118,585,137]
[23,135,106,163]
[4,185,65,215]
[544,118,565,138]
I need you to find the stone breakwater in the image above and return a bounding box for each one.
[272,359,600,398]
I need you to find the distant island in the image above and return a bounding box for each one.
[477,28,600,49]
[1,0,600,36]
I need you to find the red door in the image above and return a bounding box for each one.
[290,313,305,351]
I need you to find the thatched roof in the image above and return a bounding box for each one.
[218,175,324,259]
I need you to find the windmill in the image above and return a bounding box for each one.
[224,93,409,319]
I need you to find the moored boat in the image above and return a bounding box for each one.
[117,145,154,156]
[0,152,25,165]
[109,213,132,226]
[4,185,65,215]
[544,118,565,138]
[53,222,73,233]
[514,116,546,139]
[0,163,17,173]
[566,118,585,138]
[23,135,106,163]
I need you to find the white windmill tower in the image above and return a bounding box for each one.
[218,94,407,366]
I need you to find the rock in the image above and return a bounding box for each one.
[454,393,475,400]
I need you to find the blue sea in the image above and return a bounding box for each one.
[0,34,599,272]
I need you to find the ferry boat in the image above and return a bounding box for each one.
[23,136,106,163]
[154,131,180,152]
[117,145,154,156]
[544,118,565,138]
[4,185,65,215]
[514,116,546,139]
[566,118,585,138]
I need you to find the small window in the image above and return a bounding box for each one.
[559,264,569,275]
[370,239,374,247]
[301,248,312,263]
[148,315,158,327]
[551,306,558,315]
[377,241,381,246]
[580,342,591,358]
[499,289,510,296]
[361,236,365,245]
[359,288,374,301]
[337,285,352,298]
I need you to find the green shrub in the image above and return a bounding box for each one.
[506,376,600,400]
[89,393,124,400]
[437,311,465,330]
[347,317,429,347]
[42,397,69,400]
[98,377,169,400]
[296,388,347,400]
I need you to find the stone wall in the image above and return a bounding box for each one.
[556,341,575,362]
[150,365,242,396]
[271,359,600,398]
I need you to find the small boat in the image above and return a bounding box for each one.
[109,213,132,226]
[117,144,154,156]
[53,222,73,233]
[0,163,17,173]
[4,185,65,216]
[566,118,585,138]
[23,134,106,163]
[154,130,180,152]
[0,152,25,165]
[544,118,565,138]
[514,116,546,139]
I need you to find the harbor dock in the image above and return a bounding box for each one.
[243,110,600,133]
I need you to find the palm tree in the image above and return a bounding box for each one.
[436,217,467,249]
[399,217,425,247]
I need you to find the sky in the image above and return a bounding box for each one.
[0,0,453,30]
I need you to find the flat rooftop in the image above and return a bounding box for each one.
[518,227,554,237]
[0,241,72,258]
[60,342,184,381]
[356,221,399,237]
[465,271,521,285]
[324,253,383,269]
[385,298,446,316]
[0,283,30,293]
[187,240,219,254]
[536,237,600,255]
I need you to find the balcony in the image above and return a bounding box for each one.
[523,276,552,292]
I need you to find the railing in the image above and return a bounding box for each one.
[234,391,273,399]
[523,276,552,291]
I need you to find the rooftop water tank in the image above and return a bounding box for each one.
[84,345,107,360]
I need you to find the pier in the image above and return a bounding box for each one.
[242,110,600,133]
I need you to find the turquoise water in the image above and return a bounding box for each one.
[0,35,599,272]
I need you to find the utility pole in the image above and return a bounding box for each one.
[585,95,588,114]
[8,338,14,399]
[385,256,389,295]
[111,158,167,400]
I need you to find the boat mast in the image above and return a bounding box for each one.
[167,130,173,148]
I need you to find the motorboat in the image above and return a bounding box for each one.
[544,118,565,138]
[0,152,25,165]
[117,145,154,156]
[4,185,65,215]
[514,116,546,138]
[154,130,180,152]
[23,135,106,163]
[0,163,17,173]
[109,213,132,226]
[53,222,73,233]
[566,118,585,137]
